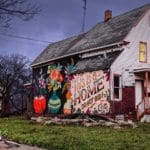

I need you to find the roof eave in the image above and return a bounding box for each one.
[31,41,125,68]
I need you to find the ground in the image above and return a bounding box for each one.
[0,141,46,150]
[0,116,150,150]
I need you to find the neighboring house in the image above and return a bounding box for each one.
[31,4,150,121]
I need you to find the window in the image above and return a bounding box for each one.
[139,42,147,63]
[114,75,121,100]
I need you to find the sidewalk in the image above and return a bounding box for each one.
[0,141,47,150]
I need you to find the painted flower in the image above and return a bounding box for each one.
[50,69,60,81]
[39,77,45,88]
[59,74,64,83]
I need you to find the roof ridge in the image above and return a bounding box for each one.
[81,3,150,37]
[111,3,150,21]
[31,3,150,67]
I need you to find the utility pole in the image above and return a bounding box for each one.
[81,0,87,32]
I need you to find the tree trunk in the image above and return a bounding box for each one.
[0,97,10,117]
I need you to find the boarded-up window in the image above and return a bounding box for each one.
[139,42,147,62]
[114,75,121,100]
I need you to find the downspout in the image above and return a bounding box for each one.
[109,67,114,118]
[145,71,149,110]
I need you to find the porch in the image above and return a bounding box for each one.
[134,68,150,121]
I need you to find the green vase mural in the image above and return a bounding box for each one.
[48,90,61,114]
[46,59,75,114]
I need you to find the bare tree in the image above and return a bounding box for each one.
[0,0,40,27]
[0,54,31,116]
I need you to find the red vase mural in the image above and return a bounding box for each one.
[33,69,47,115]
[33,96,46,115]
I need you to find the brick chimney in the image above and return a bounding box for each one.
[104,10,112,22]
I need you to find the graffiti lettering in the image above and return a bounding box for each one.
[82,98,93,109]
[71,70,110,114]
[97,101,110,114]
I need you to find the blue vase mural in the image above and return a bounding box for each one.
[48,90,61,114]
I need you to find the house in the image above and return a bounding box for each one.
[31,4,150,121]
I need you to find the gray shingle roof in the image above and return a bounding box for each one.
[71,51,121,74]
[31,3,150,67]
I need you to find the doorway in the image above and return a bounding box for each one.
[135,80,144,106]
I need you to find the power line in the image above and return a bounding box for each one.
[0,32,53,44]
[0,36,48,45]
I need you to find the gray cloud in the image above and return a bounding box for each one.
[0,0,149,61]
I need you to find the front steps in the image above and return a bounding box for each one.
[140,109,150,122]
[141,114,150,122]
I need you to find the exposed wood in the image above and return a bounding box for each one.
[31,114,137,128]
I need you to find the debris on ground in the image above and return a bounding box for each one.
[0,135,19,147]
[0,135,46,150]
[4,140,20,148]
[31,114,137,128]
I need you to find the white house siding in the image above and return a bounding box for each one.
[110,9,150,101]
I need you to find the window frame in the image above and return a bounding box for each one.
[113,74,122,101]
[149,16,150,27]
[139,42,147,63]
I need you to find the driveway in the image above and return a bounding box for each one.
[0,141,47,150]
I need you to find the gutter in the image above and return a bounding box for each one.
[133,68,150,73]
[31,41,124,68]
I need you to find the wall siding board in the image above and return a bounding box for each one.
[122,87,135,115]
[111,87,136,119]
[110,9,150,107]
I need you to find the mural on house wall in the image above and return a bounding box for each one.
[33,58,75,114]
[71,70,110,114]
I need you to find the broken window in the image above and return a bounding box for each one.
[139,42,147,63]
[114,75,121,100]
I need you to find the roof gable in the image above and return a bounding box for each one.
[31,3,150,67]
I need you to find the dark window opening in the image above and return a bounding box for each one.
[114,75,121,99]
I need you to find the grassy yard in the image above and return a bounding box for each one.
[0,116,150,150]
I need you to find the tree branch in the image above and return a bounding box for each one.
[0,0,40,27]
[0,7,38,15]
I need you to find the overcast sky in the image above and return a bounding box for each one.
[0,0,149,62]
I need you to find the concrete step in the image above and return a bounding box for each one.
[141,114,150,122]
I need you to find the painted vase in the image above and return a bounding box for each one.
[63,99,71,114]
[48,90,61,114]
[33,96,46,115]
[63,91,72,114]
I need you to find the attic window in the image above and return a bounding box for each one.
[139,42,147,63]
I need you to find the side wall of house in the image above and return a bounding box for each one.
[32,58,76,115]
[110,9,150,116]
